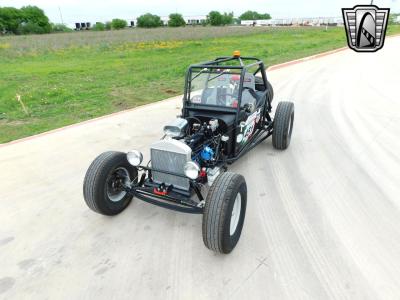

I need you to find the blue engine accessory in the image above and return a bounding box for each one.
[200,146,214,161]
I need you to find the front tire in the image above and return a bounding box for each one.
[202,172,247,254]
[83,151,138,216]
[272,101,295,150]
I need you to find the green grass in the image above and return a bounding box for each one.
[0,25,399,143]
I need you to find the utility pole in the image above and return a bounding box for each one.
[58,6,64,25]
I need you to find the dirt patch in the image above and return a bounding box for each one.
[111,100,131,110]
[0,119,29,126]
[164,89,178,95]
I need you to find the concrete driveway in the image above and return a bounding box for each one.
[1,37,399,300]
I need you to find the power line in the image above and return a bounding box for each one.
[58,6,64,24]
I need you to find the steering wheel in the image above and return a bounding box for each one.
[242,87,258,99]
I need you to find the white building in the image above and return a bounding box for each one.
[241,17,343,27]
[241,20,256,26]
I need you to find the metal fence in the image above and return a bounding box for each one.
[241,17,344,27]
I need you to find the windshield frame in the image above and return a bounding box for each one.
[185,65,246,112]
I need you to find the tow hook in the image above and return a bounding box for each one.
[153,183,171,196]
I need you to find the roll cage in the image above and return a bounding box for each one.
[182,55,274,162]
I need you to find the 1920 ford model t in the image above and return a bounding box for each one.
[83,51,294,254]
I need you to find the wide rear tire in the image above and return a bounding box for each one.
[202,172,247,254]
[255,76,274,103]
[266,80,274,104]
[272,101,295,150]
[83,151,137,216]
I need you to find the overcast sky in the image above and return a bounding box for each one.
[1,0,399,25]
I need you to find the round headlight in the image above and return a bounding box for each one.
[127,150,143,166]
[184,161,200,180]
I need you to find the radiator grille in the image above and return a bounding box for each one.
[150,140,191,190]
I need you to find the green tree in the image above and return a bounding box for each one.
[105,21,112,30]
[168,13,185,27]
[0,6,51,34]
[92,22,106,31]
[207,11,223,26]
[137,13,163,28]
[0,7,23,34]
[389,13,400,25]
[111,18,127,29]
[20,5,51,33]
[259,13,272,19]
[239,10,271,20]
[18,22,46,34]
[222,12,234,25]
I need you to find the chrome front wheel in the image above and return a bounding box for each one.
[83,151,138,216]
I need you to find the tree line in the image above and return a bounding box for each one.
[389,13,400,25]
[133,10,271,28]
[0,5,272,34]
[92,10,271,30]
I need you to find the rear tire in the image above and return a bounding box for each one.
[83,151,138,216]
[272,101,295,150]
[202,172,247,254]
[255,76,274,103]
[266,80,274,104]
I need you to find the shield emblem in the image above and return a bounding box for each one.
[342,5,390,52]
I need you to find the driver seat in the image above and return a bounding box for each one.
[204,74,232,105]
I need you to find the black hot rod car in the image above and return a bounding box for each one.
[83,51,294,254]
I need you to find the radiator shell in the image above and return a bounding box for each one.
[150,139,191,190]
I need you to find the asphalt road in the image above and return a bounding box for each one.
[1,37,399,300]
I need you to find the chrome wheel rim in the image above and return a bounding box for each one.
[230,193,242,236]
[107,167,130,202]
